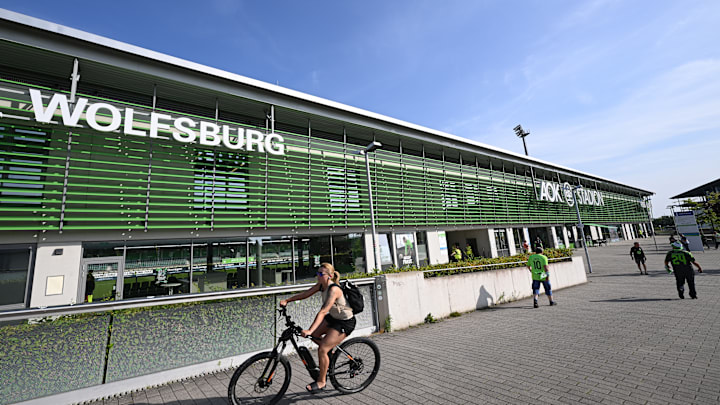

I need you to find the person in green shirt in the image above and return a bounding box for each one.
[664,241,703,299]
[527,247,556,308]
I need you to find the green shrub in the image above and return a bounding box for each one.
[424,313,437,324]
[343,248,573,280]
[449,311,461,318]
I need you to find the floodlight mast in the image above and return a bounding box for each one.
[513,124,530,156]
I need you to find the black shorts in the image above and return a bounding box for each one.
[324,314,356,335]
[634,257,646,264]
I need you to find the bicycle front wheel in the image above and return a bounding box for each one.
[228,351,291,405]
[329,337,381,394]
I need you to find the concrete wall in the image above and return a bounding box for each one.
[29,242,83,307]
[384,256,587,331]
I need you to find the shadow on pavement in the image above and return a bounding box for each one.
[590,297,674,303]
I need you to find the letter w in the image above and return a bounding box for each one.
[29,89,87,126]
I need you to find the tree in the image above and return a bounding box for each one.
[684,192,720,230]
[652,215,674,228]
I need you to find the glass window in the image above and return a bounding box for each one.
[494,229,510,257]
[0,245,33,308]
[416,232,429,267]
[259,237,293,286]
[332,233,366,274]
[124,240,192,297]
[512,228,523,251]
[295,236,331,283]
[378,233,395,271]
[193,240,248,292]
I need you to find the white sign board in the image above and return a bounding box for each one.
[674,211,704,251]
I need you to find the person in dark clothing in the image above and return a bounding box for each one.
[664,242,703,299]
[680,234,690,251]
[85,270,96,303]
[533,237,544,251]
[630,242,647,275]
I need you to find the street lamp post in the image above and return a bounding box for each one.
[359,141,382,272]
[644,196,659,251]
[567,184,593,274]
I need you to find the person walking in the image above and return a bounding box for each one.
[664,241,703,299]
[680,234,690,251]
[464,243,474,260]
[451,244,462,262]
[522,240,530,254]
[630,242,648,275]
[527,247,556,308]
[533,236,544,251]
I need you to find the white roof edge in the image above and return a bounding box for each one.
[0,8,652,195]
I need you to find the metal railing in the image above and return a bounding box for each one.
[0,277,377,322]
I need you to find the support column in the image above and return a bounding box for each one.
[572,226,579,245]
[364,232,376,272]
[522,228,530,248]
[548,226,559,248]
[506,228,517,255]
[30,242,83,308]
[487,228,498,258]
[426,230,449,265]
[562,227,570,248]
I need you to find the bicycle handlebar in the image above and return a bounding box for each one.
[277,304,320,340]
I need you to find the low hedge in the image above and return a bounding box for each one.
[344,248,574,279]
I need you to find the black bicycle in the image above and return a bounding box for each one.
[227,306,381,404]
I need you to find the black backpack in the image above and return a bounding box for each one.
[331,280,364,314]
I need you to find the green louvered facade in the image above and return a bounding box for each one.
[0,80,650,234]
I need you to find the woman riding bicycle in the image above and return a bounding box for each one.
[279,262,355,393]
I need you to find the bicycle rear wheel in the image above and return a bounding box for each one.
[228,351,291,405]
[329,337,381,394]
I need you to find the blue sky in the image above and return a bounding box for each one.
[2,0,719,217]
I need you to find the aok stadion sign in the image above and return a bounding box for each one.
[27,89,285,155]
[538,181,604,207]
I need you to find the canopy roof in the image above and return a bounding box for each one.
[670,178,720,199]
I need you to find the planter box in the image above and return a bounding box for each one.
[384,256,587,330]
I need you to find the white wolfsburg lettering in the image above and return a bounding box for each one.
[28,88,285,155]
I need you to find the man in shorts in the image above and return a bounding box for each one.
[664,241,703,299]
[527,247,556,308]
[630,242,647,275]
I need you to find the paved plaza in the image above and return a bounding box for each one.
[97,239,720,405]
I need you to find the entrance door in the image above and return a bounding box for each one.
[80,256,124,303]
[494,229,510,257]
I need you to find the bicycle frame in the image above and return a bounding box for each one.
[256,307,357,387]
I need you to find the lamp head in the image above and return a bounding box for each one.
[513,125,528,138]
[365,141,382,153]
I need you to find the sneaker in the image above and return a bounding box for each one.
[549,301,556,306]
[678,291,685,299]
[691,296,697,299]
[533,300,539,308]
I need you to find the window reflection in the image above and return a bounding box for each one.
[332,233,366,274]
[295,236,331,282]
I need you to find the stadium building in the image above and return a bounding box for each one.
[0,10,653,312]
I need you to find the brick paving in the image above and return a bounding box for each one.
[95,239,720,404]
